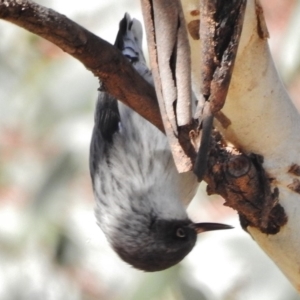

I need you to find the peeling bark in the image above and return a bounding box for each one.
[1,0,300,290]
[193,0,246,180]
[141,0,195,172]
[182,0,300,290]
[199,0,247,113]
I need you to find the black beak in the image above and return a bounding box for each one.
[193,222,234,234]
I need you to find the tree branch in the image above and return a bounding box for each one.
[0,0,287,232]
[0,0,164,132]
[2,0,298,287]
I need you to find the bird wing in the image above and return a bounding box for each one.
[89,13,152,180]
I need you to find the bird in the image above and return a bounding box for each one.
[89,13,232,272]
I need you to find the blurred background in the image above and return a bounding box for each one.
[0,0,300,299]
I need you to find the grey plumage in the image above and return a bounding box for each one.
[89,13,231,272]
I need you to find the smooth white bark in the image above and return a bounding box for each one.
[182,0,300,290]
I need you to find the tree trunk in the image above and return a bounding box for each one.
[183,0,300,290]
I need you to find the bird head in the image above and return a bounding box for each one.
[108,214,232,272]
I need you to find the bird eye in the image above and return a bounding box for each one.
[176,227,186,238]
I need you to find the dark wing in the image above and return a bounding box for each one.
[94,92,120,143]
[90,13,152,180]
[89,92,120,180]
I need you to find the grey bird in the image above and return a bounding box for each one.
[90,13,232,272]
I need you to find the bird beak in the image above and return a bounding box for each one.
[193,222,234,234]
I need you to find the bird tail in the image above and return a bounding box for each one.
[114,13,153,85]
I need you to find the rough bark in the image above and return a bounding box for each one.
[183,0,300,290]
[1,0,299,291]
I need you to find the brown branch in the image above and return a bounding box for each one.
[0,0,164,132]
[0,0,288,234]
